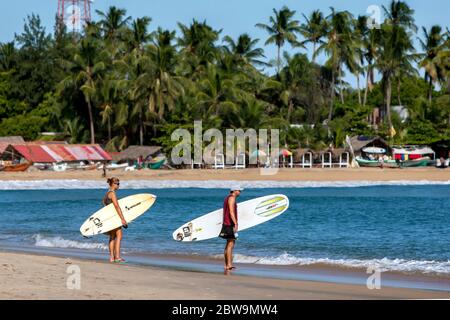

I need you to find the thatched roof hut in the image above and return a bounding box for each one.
[113,146,162,163]
[349,136,390,156]
[332,148,350,156]
[293,148,314,162]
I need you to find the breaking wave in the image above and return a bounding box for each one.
[33,234,108,251]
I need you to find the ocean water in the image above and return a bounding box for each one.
[1,182,449,275]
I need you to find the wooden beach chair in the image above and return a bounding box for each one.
[321,151,333,168]
[234,153,246,170]
[292,149,314,168]
[331,149,350,168]
[339,152,350,168]
[212,154,225,170]
[191,159,204,169]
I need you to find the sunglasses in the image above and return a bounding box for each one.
[114,182,120,186]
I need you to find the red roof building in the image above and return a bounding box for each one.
[3,144,112,163]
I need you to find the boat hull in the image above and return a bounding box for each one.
[356,158,399,168]
[3,163,31,172]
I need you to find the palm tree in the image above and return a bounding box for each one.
[278,52,305,123]
[177,19,221,73]
[60,37,107,144]
[222,33,268,68]
[133,28,183,121]
[377,0,416,137]
[353,16,368,105]
[123,17,152,145]
[236,95,267,129]
[418,25,446,103]
[99,76,127,143]
[64,117,86,144]
[0,42,16,71]
[316,8,354,121]
[256,6,302,74]
[362,26,381,106]
[300,10,327,63]
[96,6,131,49]
[127,17,152,53]
[195,64,240,119]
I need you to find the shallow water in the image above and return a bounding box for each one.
[1,184,449,274]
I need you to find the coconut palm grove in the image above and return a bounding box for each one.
[0,1,449,153]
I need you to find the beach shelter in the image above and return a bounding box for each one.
[112,146,162,164]
[348,136,390,158]
[292,148,314,168]
[3,144,112,164]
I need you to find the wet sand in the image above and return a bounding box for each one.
[1,251,449,300]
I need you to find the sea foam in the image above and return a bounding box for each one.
[1,179,450,190]
[228,253,450,275]
[33,234,108,251]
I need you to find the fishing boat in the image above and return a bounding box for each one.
[148,159,165,170]
[355,157,399,168]
[3,163,31,172]
[392,146,435,164]
[106,163,129,170]
[400,156,432,168]
[356,156,431,168]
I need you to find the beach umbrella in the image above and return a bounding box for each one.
[250,150,267,158]
[280,149,292,157]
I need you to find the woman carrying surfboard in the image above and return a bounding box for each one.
[103,177,128,263]
[219,186,243,271]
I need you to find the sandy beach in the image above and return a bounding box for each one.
[1,251,449,300]
[1,167,449,182]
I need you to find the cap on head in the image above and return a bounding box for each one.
[230,186,244,192]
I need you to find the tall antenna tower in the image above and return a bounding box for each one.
[57,0,92,33]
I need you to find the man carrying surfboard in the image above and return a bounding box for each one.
[219,186,243,270]
[103,177,128,263]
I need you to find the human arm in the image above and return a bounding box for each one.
[110,192,128,227]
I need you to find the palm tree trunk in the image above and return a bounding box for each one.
[108,117,111,142]
[277,45,281,75]
[328,71,335,122]
[339,67,344,104]
[312,42,316,63]
[363,68,370,106]
[86,98,95,144]
[139,109,144,146]
[386,76,393,137]
[397,79,402,106]
[357,73,362,106]
[287,100,293,123]
[428,78,433,104]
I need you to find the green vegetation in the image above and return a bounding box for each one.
[0,1,449,152]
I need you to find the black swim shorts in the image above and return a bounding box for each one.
[219,225,236,240]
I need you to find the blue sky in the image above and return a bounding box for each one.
[1,0,449,86]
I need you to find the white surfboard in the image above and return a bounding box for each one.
[80,193,157,237]
[173,194,289,242]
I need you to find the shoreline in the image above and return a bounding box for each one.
[1,245,450,294]
[1,249,450,300]
[1,167,450,182]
